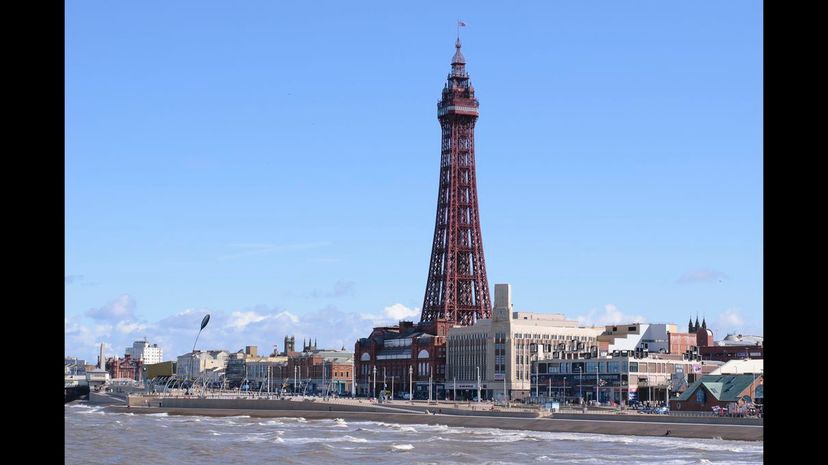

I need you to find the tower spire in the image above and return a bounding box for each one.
[421,38,490,326]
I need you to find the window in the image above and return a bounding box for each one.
[628,326,637,331]
[695,389,706,404]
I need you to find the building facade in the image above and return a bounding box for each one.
[699,334,764,362]
[355,320,450,399]
[671,374,763,412]
[531,354,705,405]
[273,347,354,395]
[105,355,143,381]
[446,284,604,401]
[175,350,229,379]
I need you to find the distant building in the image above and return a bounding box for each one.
[176,350,229,379]
[277,344,353,395]
[671,374,763,412]
[144,361,176,379]
[600,323,696,354]
[125,338,163,365]
[446,284,603,401]
[699,334,764,362]
[106,355,143,381]
[65,357,86,375]
[708,359,763,376]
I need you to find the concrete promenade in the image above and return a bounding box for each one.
[111,396,763,441]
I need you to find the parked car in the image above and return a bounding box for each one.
[640,406,655,414]
[654,406,669,414]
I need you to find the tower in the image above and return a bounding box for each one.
[421,38,491,326]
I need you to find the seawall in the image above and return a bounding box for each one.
[113,397,762,441]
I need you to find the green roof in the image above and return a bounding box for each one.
[676,374,758,402]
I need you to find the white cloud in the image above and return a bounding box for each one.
[85,294,136,321]
[383,303,419,320]
[228,311,268,330]
[356,303,420,328]
[115,321,150,334]
[575,304,648,326]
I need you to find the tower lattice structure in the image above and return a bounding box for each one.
[421,38,491,326]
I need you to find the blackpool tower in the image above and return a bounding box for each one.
[420,38,491,326]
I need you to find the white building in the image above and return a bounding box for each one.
[446,283,604,401]
[176,350,229,379]
[709,359,763,375]
[717,334,764,347]
[598,323,677,354]
[125,338,163,365]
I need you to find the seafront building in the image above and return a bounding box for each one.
[445,283,603,401]
[226,345,288,389]
[355,320,448,398]
[670,373,763,412]
[529,353,716,405]
[176,350,230,379]
[277,345,354,395]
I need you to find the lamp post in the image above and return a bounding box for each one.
[409,365,413,404]
[476,366,481,403]
[453,376,456,402]
[563,377,567,404]
[429,372,432,403]
[503,370,507,404]
[372,366,377,400]
[534,355,539,400]
[190,314,210,385]
[577,367,583,402]
[595,364,599,405]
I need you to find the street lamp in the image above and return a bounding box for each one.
[476,366,481,403]
[563,377,567,404]
[372,366,377,400]
[409,365,413,404]
[190,314,210,385]
[577,367,583,402]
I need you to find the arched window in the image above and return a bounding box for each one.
[360,353,370,362]
[418,349,430,359]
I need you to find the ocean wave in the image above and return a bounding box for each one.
[146,412,168,417]
[257,420,284,426]
[391,444,414,451]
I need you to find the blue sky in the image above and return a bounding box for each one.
[65,1,763,362]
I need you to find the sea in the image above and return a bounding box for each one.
[65,403,763,465]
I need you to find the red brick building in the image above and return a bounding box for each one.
[105,355,143,381]
[667,332,698,354]
[354,320,450,399]
[699,344,763,362]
